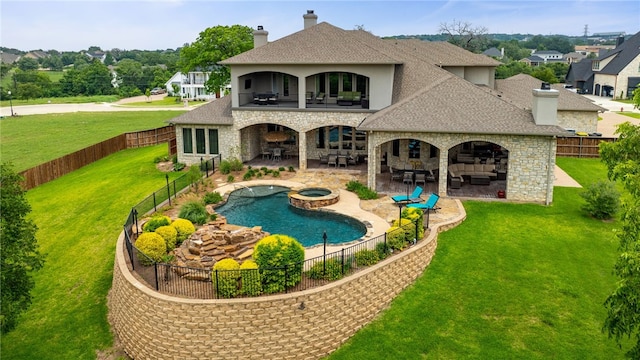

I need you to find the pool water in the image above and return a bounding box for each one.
[216,185,366,247]
[298,188,331,197]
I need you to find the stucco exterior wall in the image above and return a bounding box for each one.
[367,132,556,204]
[557,110,598,133]
[109,204,466,360]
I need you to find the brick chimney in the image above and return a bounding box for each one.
[303,10,317,29]
[532,83,559,126]
[253,25,268,48]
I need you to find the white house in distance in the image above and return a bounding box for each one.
[168,11,598,204]
[165,70,217,100]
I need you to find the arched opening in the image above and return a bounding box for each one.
[237,71,299,107]
[306,125,368,169]
[447,141,508,199]
[241,124,299,165]
[376,138,440,195]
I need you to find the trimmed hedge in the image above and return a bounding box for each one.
[213,258,240,298]
[171,218,195,245]
[154,225,177,251]
[240,260,261,296]
[135,232,166,265]
[142,214,171,232]
[253,234,305,294]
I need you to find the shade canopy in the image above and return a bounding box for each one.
[263,131,290,143]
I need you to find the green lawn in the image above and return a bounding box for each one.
[0,111,183,171]
[330,159,627,359]
[0,145,184,360]
[118,96,185,107]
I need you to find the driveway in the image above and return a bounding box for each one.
[582,95,640,137]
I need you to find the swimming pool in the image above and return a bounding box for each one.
[215,185,366,247]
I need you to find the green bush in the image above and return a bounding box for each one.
[393,217,416,245]
[346,180,378,200]
[253,234,305,294]
[187,166,202,190]
[260,167,268,172]
[142,214,171,232]
[227,175,234,183]
[229,158,244,171]
[203,191,223,205]
[386,226,407,251]
[242,170,254,181]
[288,166,295,172]
[213,258,240,298]
[355,249,380,267]
[239,260,261,296]
[135,232,167,265]
[171,218,196,245]
[580,180,620,220]
[402,207,424,239]
[173,162,186,171]
[306,258,346,281]
[219,160,232,174]
[278,167,285,171]
[178,201,209,225]
[272,170,280,177]
[375,241,391,260]
[153,155,169,163]
[154,225,178,251]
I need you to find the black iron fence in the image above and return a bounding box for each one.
[123,188,423,299]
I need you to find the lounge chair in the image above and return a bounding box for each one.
[391,186,423,203]
[407,193,440,211]
[306,91,314,104]
[315,92,325,104]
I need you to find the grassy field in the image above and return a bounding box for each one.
[1,145,184,359]
[0,111,183,171]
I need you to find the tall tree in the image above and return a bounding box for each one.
[601,123,640,358]
[179,25,254,93]
[438,20,489,53]
[0,163,45,333]
[16,57,39,71]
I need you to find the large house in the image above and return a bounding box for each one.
[567,31,640,98]
[170,11,580,204]
[165,70,218,100]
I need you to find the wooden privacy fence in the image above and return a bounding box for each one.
[556,136,616,158]
[20,126,175,190]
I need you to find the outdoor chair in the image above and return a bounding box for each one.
[261,146,271,160]
[315,92,326,104]
[272,148,282,162]
[391,186,423,203]
[390,167,403,182]
[327,154,338,167]
[407,193,440,211]
[403,171,414,186]
[415,173,426,187]
[319,152,328,164]
[306,91,314,104]
[338,156,348,168]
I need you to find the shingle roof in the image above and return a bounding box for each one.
[220,22,401,65]
[496,74,605,112]
[358,74,566,137]
[566,60,593,82]
[598,31,640,75]
[483,47,503,57]
[392,39,501,67]
[169,96,233,125]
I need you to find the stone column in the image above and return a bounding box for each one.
[438,149,449,196]
[298,131,307,170]
[367,138,378,190]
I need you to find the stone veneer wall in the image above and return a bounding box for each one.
[368,132,556,203]
[175,124,238,166]
[109,204,466,360]
[557,110,598,133]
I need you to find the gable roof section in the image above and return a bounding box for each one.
[496,74,604,112]
[169,96,233,125]
[220,22,401,65]
[358,74,566,137]
[483,47,503,58]
[392,39,501,67]
[598,31,640,75]
[566,60,594,82]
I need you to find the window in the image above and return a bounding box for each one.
[283,75,289,96]
[356,75,367,96]
[316,127,325,148]
[208,129,219,154]
[196,128,206,154]
[392,140,400,157]
[182,128,193,153]
[592,60,600,70]
[342,73,352,91]
[317,74,325,93]
[408,139,420,159]
[329,73,339,97]
[244,79,252,89]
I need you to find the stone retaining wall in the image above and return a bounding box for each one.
[109,202,466,360]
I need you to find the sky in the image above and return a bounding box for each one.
[1,0,638,52]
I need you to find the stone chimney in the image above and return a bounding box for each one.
[253,25,268,48]
[303,10,317,29]
[532,83,559,126]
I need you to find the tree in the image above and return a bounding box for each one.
[530,66,558,84]
[600,123,640,358]
[632,86,640,109]
[179,25,254,93]
[103,52,115,66]
[16,57,39,71]
[438,20,489,53]
[0,163,45,333]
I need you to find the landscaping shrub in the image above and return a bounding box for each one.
[253,234,305,294]
[288,166,295,172]
[386,226,407,251]
[346,180,378,200]
[375,241,391,259]
[239,260,261,296]
[227,175,234,183]
[307,258,346,281]
[580,180,620,220]
[229,158,244,171]
[154,225,178,251]
[219,160,232,174]
[173,162,186,171]
[203,191,223,205]
[242,170,254,181]
[278,167,285,172]
[135,232,167,265]
[178,201,209,225]
[187,166,202,191]
[142,214,171,232]
[213,258,240,298]
[393,217,417,245]
[272,170,280,177]
[403,207,424,239]
[171,218,196,245]
[355,249,380,267]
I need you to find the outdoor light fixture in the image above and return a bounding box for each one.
[7,90,14,116]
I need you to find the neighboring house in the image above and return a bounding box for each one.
[575,45,615,57]
[86,50,106,62]
[0,52,20,64]
[170,11,569,204]
[483,47,504,59]
[563,51,587,64]
[521,55,545,67]
[567,31,640,98]
[494,74,604,133]
[23,50,48,60]
[164,70,217,100]
[521,50,565,66]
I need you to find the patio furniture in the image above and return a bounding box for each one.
[348,152,358,165]
[469,175,491,185]
[319,152,328,164]
[337,91,361,105]
[272,148,282,162]
[306,91,314,104]
[391,186,423,204]
[315,92,326,104]
[327,154,337,167]
[338,156,348,168]
[407,193,439,210]
[268,93,278,104]
[261,146,271,160]
[414,173,426,187]
[450,177,462,189]
[403,171,414,186]
[390,167,403,182]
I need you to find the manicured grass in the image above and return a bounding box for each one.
[119,96,185,107]
[0,111,183,171]
[618,112,640,119]
[41,70,65,83]
[0,145,184,360]
[329,159,627,359]
[0,95,120,107]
